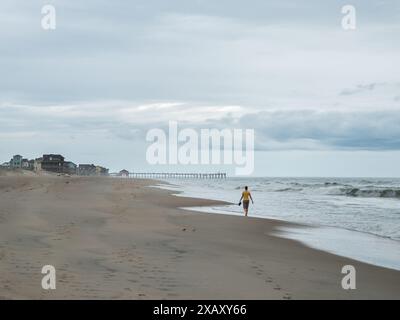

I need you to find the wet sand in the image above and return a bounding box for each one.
[0,175,399,299]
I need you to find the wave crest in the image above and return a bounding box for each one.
[339,187,400,199]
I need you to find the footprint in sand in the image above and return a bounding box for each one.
[283,293,292,300]
[265,277,273,283]
[251,263,265,277]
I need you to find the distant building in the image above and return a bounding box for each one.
[10,155,23,169]
[3,153,105,176]
[1,162,10,168]
[63,161,77,175]
[28,159,34,170]
[34,158,43,172]
[78,164,109,176]
[78,164,96,176]
[119,169,129,177]
[41,154,65,173]
[21,158,33,170]
[95,166,109,176]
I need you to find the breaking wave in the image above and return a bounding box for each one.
[337,187,400,199]
[265,181,400,199]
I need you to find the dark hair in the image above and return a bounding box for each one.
[245,186,248,190]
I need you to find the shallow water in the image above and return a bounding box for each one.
[152,177,400,271]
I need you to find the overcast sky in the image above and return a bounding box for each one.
[1,0,400,176]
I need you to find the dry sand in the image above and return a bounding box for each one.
[0,174,399,299]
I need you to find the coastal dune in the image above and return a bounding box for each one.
[0,175,399,299]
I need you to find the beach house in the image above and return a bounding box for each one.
[33,158,43,172]
[1,162,10,168]
[95,166,109,176]
[78,164,109,176]
[21,158,32,170]
[119,169,129,177]
[10,155,23,168]
[78,164,97,176]
[41,154,65,173]
[63,161,78,175]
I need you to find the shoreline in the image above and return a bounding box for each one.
[1,175,399,299]
[152,179,400,272]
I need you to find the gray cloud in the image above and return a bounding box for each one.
[340,82,387,95]
[1,103,399,151]
[240,109,400,150]
[1,0,400,106]
[1,1,400,174]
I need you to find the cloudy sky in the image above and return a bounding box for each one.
[1,0,400,176]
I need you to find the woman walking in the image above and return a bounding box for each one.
[239,186,254,217]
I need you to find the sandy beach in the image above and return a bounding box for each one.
[0,174,399,299]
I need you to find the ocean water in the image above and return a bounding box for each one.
[153,177,400,270]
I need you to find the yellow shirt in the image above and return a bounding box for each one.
[242,191,250,201]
